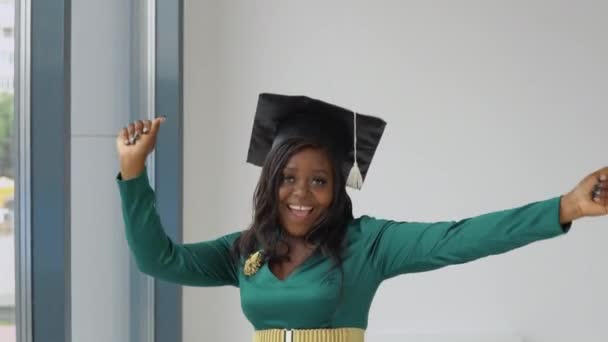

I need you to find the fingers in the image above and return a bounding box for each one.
[592,179,608,204]
[133,120,144,137]
[120,117,165,146]
[142,119,152,134]
[118,127,129,145]
[149,116,166,136]
[126,123,135,145]
[595,181,608,189]
[592,170,608,203]
[592,195,607,207]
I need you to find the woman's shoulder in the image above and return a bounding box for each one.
[345,215,390,241]
[216,230,243,245]
[348,214,391,229]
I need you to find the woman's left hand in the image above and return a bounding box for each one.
[560,166,608,223]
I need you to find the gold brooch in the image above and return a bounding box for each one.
[243,250,264,276]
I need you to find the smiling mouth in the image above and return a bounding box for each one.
[288,204,314,218]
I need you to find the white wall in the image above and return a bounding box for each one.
[184,1,608,341]
[71,0,132,341]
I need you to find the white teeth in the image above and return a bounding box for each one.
[289,204,312,211]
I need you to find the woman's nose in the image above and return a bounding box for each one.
[292,180,309,196]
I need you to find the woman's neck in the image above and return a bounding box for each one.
[281,233,317,261]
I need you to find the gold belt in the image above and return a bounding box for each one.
[253,328,364,342]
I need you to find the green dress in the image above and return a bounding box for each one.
[116,168,570,331]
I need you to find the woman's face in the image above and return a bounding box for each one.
[278,147,334,238]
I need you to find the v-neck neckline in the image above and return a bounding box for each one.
[266,250,321,283]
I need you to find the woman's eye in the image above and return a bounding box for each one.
[282,175,295,183]
[312,178,327,186]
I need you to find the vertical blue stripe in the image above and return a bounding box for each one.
[155,1,183,341]
[31,0,71,341]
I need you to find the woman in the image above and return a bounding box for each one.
[116,93,607,342]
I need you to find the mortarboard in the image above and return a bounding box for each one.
[246,93,387,190]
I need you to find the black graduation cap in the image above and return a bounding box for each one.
[246,93,387,189]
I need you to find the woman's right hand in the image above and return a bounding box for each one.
[115,117,166,180]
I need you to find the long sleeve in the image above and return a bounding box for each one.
[360,196,571,280]
[116,167,241,287]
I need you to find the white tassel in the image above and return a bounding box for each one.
[346,162,363,189]
[346,111,363,190]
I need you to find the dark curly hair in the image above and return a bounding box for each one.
[232,136,354,268]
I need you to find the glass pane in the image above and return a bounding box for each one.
[0,1,15,342]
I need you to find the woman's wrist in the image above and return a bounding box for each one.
[119,158,146,181]
[559,192,583,224]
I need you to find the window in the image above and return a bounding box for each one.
[0,1,15,341]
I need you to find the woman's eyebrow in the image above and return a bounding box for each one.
[283,166,329,175]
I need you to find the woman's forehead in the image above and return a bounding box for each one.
[285,148,332,167]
